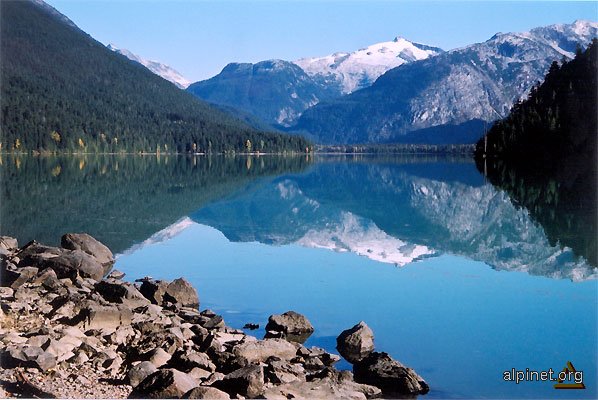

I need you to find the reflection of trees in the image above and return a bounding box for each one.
[0,155,310,253]
[477,157,596,267]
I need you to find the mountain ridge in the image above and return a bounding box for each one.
[293,20,598,144]
[107,44,191,89]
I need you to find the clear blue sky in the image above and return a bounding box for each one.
[46,1,597,82]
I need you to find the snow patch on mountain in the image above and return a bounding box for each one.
[118,217,195,257]
[294,37,443,94]
[297,211,435,266]
[107,44,191,89]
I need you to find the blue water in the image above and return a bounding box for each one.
[3,154,595,398]
[117,223,596,399]
[114,157,597,399]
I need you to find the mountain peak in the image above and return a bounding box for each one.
[294,36,443,93]
[107,44,191,89]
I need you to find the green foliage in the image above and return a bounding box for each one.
[0,154,311,253]
[0,1,310,154]
[475,39,597,165]
[475,40,597,266]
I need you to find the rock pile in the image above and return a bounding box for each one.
[1,234,428,398]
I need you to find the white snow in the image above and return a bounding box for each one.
[294,36,442,94]
[296,212,435,266]
[107,44,192,89]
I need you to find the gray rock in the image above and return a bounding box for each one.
[139,279,169,305]
[107,269,125,280]
[183,386,230,399]
[0,236,18,252]
[336,321,375,364]
[34,268,61,290]
[165,278,199,308]
[28,250,106,281]
[130,368,199,399]
[169,350,215,372]
[353,352,429,396]
[95,280,149,306]
[213,365,264,398]
[145,347,172,368]
[263,368,381,400]
[128,361,158,388]
[61,233,114,270]
[78,304,133,330]
[0,287,14,299]
[233,339,297,364]
[2,345,57,371]
[265,311,314,343]
[265,358,306,384]
[9,266,38,289]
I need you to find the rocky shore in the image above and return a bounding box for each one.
[0,234,429,399]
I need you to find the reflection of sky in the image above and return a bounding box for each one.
[116,222,597,399]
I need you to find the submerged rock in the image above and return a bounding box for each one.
[336,321,375,364]
[265,311,314,343]
[353,351,429,396]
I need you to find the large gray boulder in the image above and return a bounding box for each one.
[265,311,314,343]
[22,250,106,281]
[164,278,199,308]
[213,365,265,398]
[233,339,297,364]
[336,321,375,364]
[61,233,114,269]
[130,368,199,399]
[353,352,429,396]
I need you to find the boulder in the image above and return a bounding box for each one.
[0,236,18,252]
[9,266,38,289]
[26,250,106,281]
[263,368,381,400]
[265,311,314,343]
[353,352,429,396]
[164,278,199,308]
[77,304,133,331]
[336,321,375,364]
[130,368,199,399]
[95,280,149,306]
[61,233,113,269]
[233,339,297,364]
[144,347,172,368]
[264,357,306,384]
[2,345,57,371]
[213,365,264,398]
[169,350,215,372]
[183,386,230,399]
[128,361,158,388]
[139,279,169,305]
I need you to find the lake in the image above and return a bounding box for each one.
[1,154,596,399]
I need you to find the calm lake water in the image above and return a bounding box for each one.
[1,154,596,399]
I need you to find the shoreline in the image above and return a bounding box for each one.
[0,233,429,399]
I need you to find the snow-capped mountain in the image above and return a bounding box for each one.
[295,20,598,144]
[107,44,191,89]
[294,37,443,94]
[186,36,441,127]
